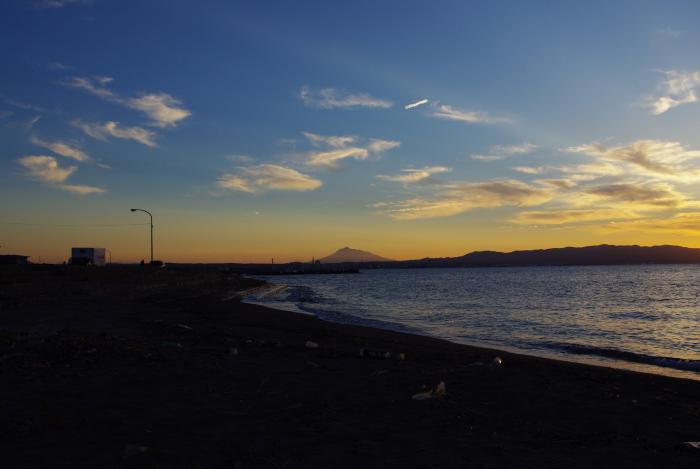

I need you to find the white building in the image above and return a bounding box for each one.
[70,247,107,266]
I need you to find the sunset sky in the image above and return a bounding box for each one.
[2,0,700,263]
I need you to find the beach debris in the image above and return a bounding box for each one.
[492,356,503,367]
[683,441,700,450]
[123,444,149,458]
[306,360,320,368]
[360,348,406,360]
[305,340,319,349]
[412,381,446,400]
[177,323,193,330]
[162,341,182,348]
[229,347,238,356]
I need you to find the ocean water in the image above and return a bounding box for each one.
[245,265,700,380]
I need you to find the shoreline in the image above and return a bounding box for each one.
[2,265,700,467]
[242,280,700,383]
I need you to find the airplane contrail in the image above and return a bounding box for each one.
[404,98,429,110]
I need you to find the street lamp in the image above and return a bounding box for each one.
[130,208,153,264]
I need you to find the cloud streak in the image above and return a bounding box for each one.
[472,142,537,161]
[30,136,89,162]
[65,76,191,127]
[377,166,450,184]
[72,120,157,147]
[431,104,511,125]
[300,86,392,109]
[17,155,76,182]
[404,98,429,110]
[57,184,106,195]
[302,132,400,169]
[378,179,554,220]
[561,140,700,179]
[218,164,322,194]
[642,70,700,115]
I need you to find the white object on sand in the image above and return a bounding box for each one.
[412,381,446,400]
[305,340,319,349]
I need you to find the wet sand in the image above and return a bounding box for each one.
[1,265,699,468]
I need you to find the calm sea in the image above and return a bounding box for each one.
[246,265,700,380]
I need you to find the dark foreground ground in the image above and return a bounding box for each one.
[1,265,699,468]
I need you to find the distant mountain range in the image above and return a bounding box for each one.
[316,244,700,267]
[172,244,700,274]
[386,244,700,268]
[319,247,393,263]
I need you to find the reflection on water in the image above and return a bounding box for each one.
[246,265,700,380]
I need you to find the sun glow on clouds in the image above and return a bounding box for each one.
[378,180,554,220]
[561,140,700,180]
[375,136,700,227]
[218,164,322,194]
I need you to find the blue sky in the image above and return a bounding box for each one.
[2,1,700,262]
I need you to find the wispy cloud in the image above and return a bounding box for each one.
[512,166,546,174]
[34,0,91,9]
[600,212,700,235]
[302,131,400,169]
[225,154,255,163]
[655,26,684,39]
[584,182,683,208]
[300,86,392,109]
[217,164,322,194]
[472,142,537,161]
[64,76,191,127]
[534,178,578,189]
[17,155,76,183]
[127,93,191,128]
[377,166,450,184]
[30,136,89,162]
[561,140,700,179]
[57,184,106,195]
[47,61,72,71]
[431,104,512,125]
[512,209,639,225]
[0,94,46,113]
[378,179,554,220]
[641,70,700,115]
[16,155,106,196]
[404,98,429,110]
[72,120,157,147]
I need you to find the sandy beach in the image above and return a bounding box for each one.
[1,265,699,468]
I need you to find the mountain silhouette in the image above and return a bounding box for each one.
[319,247,392,263]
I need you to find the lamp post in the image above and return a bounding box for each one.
[130,208,153,264]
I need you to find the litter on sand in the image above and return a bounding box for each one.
[305,341,319,349]
[359,348,406,360]
[683,441,700,450]
[412,381,446,400]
